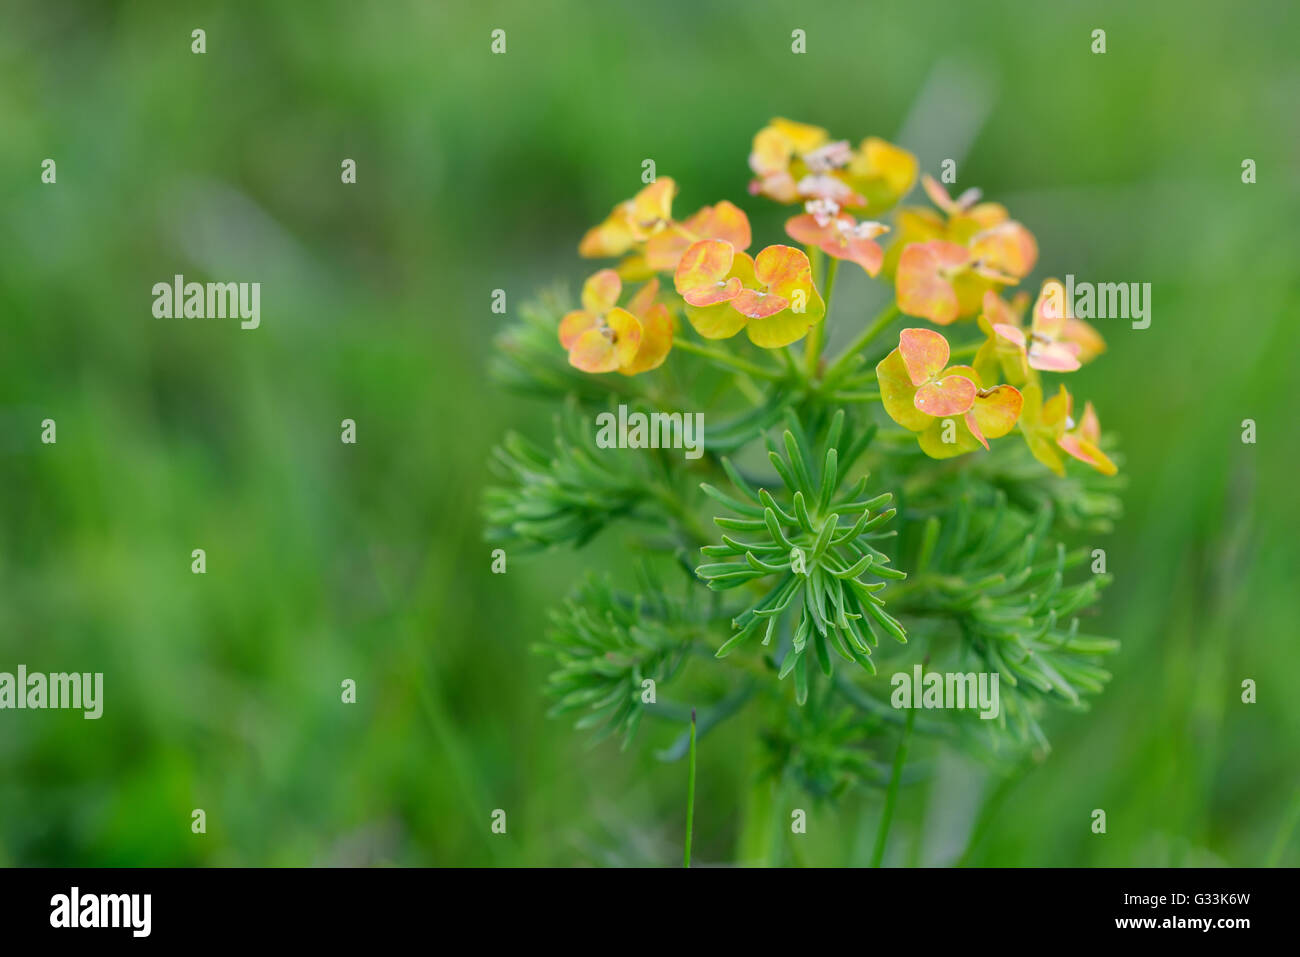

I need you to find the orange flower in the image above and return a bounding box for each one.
[1057,395,1118,475]
[1018,382,1118,476]
[839,137,919,212]
[886,175,1038,321]
[559,270,674,375]
[785,200,890,276]
[895,240,977,325]
[579,178,677,259]
[644,200,752,273]
[876,328,1023,457]
[995,279,1106,373]
[674,240,825,348]
[747,120,916,212]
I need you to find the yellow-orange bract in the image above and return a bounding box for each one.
[748,119,917,212]
[841,137,919,212]
[674,240,825,348]
[558,270,674,375]
[579,178,678,260]
[895,240,973,325]
[877,328,1023,457]
[886,175,1037,321]
[1018,381,1117,476]
[644,201,752,273]
[785,206,890,276]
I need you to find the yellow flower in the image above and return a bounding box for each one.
[674,240,825,348]
[559,270,674,375]
[579,178,678,261]
[1018,381,1117,475]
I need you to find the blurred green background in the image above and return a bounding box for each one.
[1,0,1296,866]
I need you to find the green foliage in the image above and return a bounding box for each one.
[486,294,1123,779]
[759,693,895,799]
[976,447,1127,535]
[484,400,654,552]
[697,410,907,703]
[898,488,1119,749]
[4,0,1292,871]
[537,572,694,748]
[491,288,636,406]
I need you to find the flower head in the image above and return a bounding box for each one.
[748,118,837,204]
[839,137,919,212]
[991,279,1106,373]
[674,240,825,348]
[970,290,1031,385]
[644,200,752,273]
[559,270,673,375]
[1018,382,1117,475]
[579,178,676,257]
[748,121,916,212]
[895,240,978,324]
[1056,394,1118,475]
[877,328,1023,457]
[785,200,890,277]
[920,175,1015,238]
[886,175,1037,320]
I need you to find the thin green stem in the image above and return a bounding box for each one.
[826,390,881,403]
[870,704,915,867]
[779,345,800,378]
[956,769,1023,866]
[802,248,834,381]
[803,322,824,382]
[820,301,900,390]
[736,738,778,866]
[684,708,697,868]
[822,256,840,316]
[673,336,785,381]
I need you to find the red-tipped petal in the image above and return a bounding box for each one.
[899,327,950,386]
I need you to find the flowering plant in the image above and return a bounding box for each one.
[487,118,1122,863]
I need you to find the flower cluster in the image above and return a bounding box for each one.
[500,117,1124,779]
[558,270,672,375]
[877,327,1023,458]
[884,176,1038,322]
[558,117,1118,479]
[674,240,825,348]
[748,117,917,212]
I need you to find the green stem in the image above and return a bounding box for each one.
[948,341,980,360]
[870,704,915,867]
[802,250,835,381]
[820,301,900,390]
[803,318,824,382]
[673,336,785,381]
[956,769,1022,866]
[779,345,800,378]
[826,390,881,403]
[684,708,697,868]
[736,742,778,866]
[822,256,840,316]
